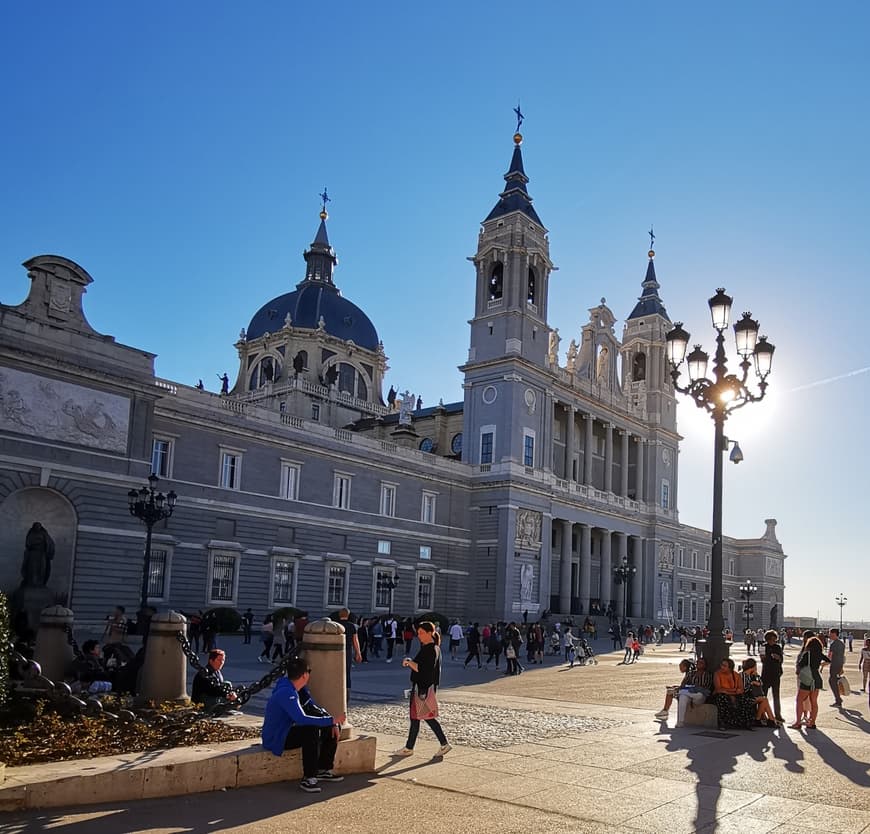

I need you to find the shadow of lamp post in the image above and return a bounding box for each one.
[666,289,774,670]
[128,473,177,615]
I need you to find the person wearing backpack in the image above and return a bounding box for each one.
[790,631,830,729]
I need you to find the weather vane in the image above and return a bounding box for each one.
[320,187,331,213]
[514,103,524,134]
[648,225,655,250]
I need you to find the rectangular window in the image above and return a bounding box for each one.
[676,597,684,620]
[312,403,321,421]
[523,433,535,467]
[678,547,685,568]
[419,545,432,560]
[480,428,495,464]
[151,438,173,478]
[333,474,351,509]
[377,540,391,555]
[417,573,434,611]
[421,491,437,524]
[661,479,670,509]
[374,568,395,609]
[209,552,238,603]
[690,599,698,622]
[704,553,710,572]
[280,462,301,500]
[272,559,295,605]
[729,559,735,576]
[691,550,698,570]
[380,484,396,517]
[219,451,241,490]
[705,599,711,620]
[148,548,169,600]
[327,564,348,607]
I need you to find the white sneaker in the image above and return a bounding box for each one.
[436,743,452,756]
[394,747,414,756]
[654,710,669,719]
[299,778,321,793]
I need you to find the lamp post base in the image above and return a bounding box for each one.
[698,634,730,671]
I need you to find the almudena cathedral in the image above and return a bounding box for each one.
[0,129,786,633]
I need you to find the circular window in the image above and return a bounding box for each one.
[419,438,435,453]
[482,385,497,404]
[451,433,463,455]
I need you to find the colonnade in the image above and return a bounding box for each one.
[551,404,645,501]
[556,519,645,618]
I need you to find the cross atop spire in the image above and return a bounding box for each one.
[514,102,524,134]
[648,225,655,254]
[319,187,331,220]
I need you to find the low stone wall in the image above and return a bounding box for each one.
[0,734,376,811]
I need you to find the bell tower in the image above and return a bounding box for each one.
[466,128,555,368]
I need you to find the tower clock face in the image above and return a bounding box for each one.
[451,433,463,455]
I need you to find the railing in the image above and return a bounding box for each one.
[280,414,304,428]
[334,429,353,443]
[220,399,247,415]
[155,379,178,395]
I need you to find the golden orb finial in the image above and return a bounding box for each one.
[320,209,328,220]
[648,249,655,259]
[513,132,523,145]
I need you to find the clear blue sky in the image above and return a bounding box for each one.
[2,3,867,623]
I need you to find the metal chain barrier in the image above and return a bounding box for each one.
[64,624,84,660]
[175,630,298,707]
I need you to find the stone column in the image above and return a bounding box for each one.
[620,431,630,497]
[604,423,613,493]
[539,513,553,607]
[636,438,645,502]
[559,519,572,614]
[302,618,350,737]
[583,413,594,484]
[631,537,644,619]
[599,528,612,608]
[564,405,576,482]
[615,532,628,617]
[34,605,74,683]
[546,395,555,473]
[139,611,189,704]
[579,524,592,615]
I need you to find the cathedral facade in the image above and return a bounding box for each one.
[0,131,786,632]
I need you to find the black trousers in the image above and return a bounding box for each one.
[284,725,337,779]
[762,678,782,718]
[406,717,447,748]
[386,638,396,659]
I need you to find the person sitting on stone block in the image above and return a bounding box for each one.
[68,639,113,694]
[191,649,240,715]
[261,657,346,794]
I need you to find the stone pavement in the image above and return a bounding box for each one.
[2,638,869,833]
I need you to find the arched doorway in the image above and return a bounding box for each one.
[0,487,78,603]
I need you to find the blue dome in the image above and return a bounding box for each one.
[247,283,379,351]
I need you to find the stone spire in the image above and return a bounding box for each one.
[484,129,543,226]
[301,190,338,287]
[627,243,670,321]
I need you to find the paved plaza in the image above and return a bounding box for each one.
[3,636,869,833]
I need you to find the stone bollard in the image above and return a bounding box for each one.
[138,611,189,704]
[34,605,74,683]
[301,618,350,739]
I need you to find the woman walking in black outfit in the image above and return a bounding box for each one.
[395,621,451,757]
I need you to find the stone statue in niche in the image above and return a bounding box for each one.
[20,522,55,588]
[596,345,609,383]
[398,390,415,425]
[515,509,542,549]
[293,352,305,375]
[566,339,578,373]
[520,563,535,602]
[632,352,646,381]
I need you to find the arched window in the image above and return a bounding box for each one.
[292,350,308,374]
[632,352,646,381]
[249,355,281,389]
[489,263,503,301]
[527,267,537,305]
[330,361,372,401]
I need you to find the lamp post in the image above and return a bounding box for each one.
[613,557,636,624]
[835,593,847,632]
[377,574,399,612]
[128,473,178,612]
[739,579,758,635]
[666,289,774,670]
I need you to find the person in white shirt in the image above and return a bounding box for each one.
[448,621,464,661]
[385,616,398,662]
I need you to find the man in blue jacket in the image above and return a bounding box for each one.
[262,657,347,793]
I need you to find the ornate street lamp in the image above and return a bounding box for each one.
[835,593,847,633]
[613,557,636,624]
[376,574,399,612]
[666,290,774,670]
[128,473,178,612]
[739,579,758,635]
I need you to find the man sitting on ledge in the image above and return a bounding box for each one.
[191,649,240,715]
[262,657,347,793]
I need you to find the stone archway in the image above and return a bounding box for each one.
[0,487,78,603]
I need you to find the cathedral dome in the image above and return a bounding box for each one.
[246,282,379,350]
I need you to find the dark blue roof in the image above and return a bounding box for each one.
[628,257,670,321]
[484,142,543,225]
[247,282,379,350]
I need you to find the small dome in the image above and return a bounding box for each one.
[247,282,379,350]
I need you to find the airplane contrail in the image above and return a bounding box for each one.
[788,366,870,393]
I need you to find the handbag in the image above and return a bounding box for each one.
[798,664,815,687]
[410,685,439,720]
[838,675,851,697]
